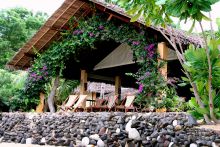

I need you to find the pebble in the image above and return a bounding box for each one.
[172,120,178,127]
[81,137,89,146]
[97,139,105,147]
[0,112,218,146]
[25,138,32,144]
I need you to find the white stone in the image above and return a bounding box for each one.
[212,142,217,147]
[105,128,109,134]
[157,135,161,141]
[197,119,205,125]
[97,139,105,147]
[168,142,174,147]
[81,137,89,146]
[26,113,35,120]
[172,120,178,126]
[89,134,100,141]
[125,120,132,132]
[128,128,141,140]
[26,138,32,144]
[116,128,120,134]
[189,143,198,147]
[146,137,150,141]
[40,137,46,143]
[131,115,137,120]
[80,120,86,123]
[80,129,84,134]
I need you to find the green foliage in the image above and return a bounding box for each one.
[184,40,220,119]
[0,69,37,111]
[0,7,48,68]
[45,78,79,106]
[109,0,219,26]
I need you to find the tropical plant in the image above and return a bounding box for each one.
[45,78,79,108]
[0,69,37,111]
[183,40,220,119]
[109,0,220,123]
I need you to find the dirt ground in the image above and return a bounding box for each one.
[197,124,220,134]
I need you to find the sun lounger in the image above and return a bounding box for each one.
[115,95,136,112]
[99,95,118,111]
[73,95,88,112]
[86,98,106,112]
[59,95,79,111]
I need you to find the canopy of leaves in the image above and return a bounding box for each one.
[108,0,219,26]
[0,7,48,68]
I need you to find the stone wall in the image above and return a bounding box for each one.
[0,112,219,147]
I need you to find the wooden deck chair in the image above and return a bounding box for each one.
[86,99,106,112]
[58,95,79,111]
[99,95,118,111]
[72,95,88,112]
[116,95,136,112]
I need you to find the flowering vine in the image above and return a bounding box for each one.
[22,14,167,109]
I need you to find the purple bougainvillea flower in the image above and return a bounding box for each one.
[145,71,151,77]
[38,76,43,80]
[138,84,144,93]
[145,44,155,51]
[132,41,140,46]
[89,32,95,37]
[73,29,83,35]
[98,25,105,30]
[42,65,47,70]
[148,52,154,58]
[30,73,37,77]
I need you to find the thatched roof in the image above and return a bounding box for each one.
[7,0,203,70]
[74,81,138,95]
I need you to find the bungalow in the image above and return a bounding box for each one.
[7,0,202,111]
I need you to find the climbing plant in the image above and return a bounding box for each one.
[23,14,169,109]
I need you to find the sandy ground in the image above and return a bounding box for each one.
[197,124,220,134]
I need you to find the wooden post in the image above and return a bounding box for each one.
[36,92,45,113]
[115,76,121,99]
[157,42,168,79]
[80,69,87,94]
[80,69,87,108]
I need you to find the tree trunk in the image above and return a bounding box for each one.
[199,22,220,123]
[47,76,59,113]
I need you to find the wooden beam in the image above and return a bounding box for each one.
[157,42,168,79]
[88,74,114,82]
[115,76,121,98]
[107,14,113,21]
